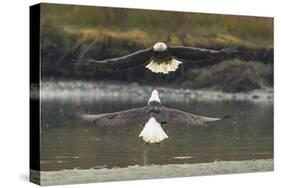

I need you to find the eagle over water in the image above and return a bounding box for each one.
[76,42,233,143]
[76,42,237,74]
[78,89,230,144]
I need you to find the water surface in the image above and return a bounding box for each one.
[40,97,273,171]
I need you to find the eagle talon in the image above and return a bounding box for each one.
[144,142,149,146]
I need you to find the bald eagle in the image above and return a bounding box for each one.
[76,42,237,74]
[78,89,229,144]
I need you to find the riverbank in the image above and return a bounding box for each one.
[39,4,273,92]
[31,159,273,186]
[39,81,273,103]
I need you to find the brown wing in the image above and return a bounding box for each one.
[78,106,150,127]
[169,44,237,66]
[155,107,229,126]
[76,47,154,72]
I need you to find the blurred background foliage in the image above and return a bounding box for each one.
[41,3,273,48]
[39,3,273,92]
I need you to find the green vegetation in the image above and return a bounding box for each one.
[41,3,273,48]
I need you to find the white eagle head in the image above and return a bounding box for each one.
[148,89,161,104]
[153,42,167,52]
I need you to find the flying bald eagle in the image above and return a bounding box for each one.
[76,42,237,74]
[78,89,229,144]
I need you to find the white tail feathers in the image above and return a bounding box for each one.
[145,59,182,74]
[139,117,168,143]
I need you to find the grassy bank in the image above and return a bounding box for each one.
[41,3,273,48]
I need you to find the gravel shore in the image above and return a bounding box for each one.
[31,159,273,186]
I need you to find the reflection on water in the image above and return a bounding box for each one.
[40,98,273,171]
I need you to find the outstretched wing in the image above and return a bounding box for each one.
[156,107,229,126]
[76,47,154,72]
[169,44,237,66]
[77,106,150,127]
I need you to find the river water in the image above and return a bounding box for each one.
[40,90,273,171]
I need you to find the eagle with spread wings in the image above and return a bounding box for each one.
[76,42,237,74]
[78,89,230,144]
